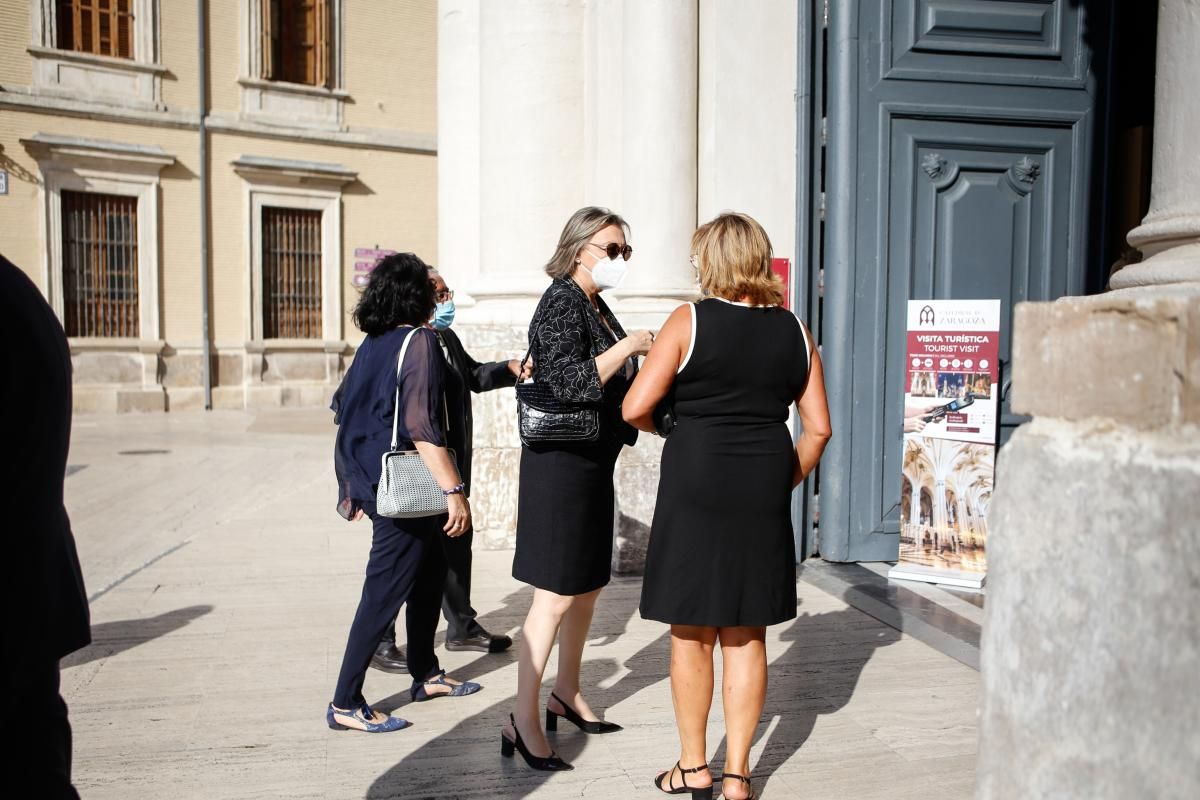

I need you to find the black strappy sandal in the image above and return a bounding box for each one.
[721,772,757,800]
[653,761,713,799]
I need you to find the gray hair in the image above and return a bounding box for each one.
[544,206,630,279]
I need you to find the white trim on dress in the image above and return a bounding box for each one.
[677,302,697,374]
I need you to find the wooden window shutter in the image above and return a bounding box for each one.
[261,0,277,80]
[56,0,134,59]
[314,0,330,88]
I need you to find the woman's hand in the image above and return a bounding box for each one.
[622,305,691,432]
[624,329,655,357]
[444,493,471,538]
[509,358,534,380]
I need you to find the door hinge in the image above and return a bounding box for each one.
[822,0,829,29]
[818,191,826,222]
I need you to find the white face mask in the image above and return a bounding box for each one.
[584,255,628,291]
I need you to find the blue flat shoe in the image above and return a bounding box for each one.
[326,702,410,732]
[410,670,482,702]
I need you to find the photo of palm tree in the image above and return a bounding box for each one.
[899,436,993,574]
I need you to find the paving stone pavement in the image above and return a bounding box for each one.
[61,410,979,799]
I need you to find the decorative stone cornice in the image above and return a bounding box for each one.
[231,155,358,187]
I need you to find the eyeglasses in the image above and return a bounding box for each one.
[587,241,634,261]
[435,288,454,302]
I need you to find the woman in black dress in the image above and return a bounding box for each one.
[328,254,481,734]
[624,213,832,800]
[502,207,655,771]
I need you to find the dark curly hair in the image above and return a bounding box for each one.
[353,252,436,336]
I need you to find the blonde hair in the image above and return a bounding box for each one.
[544,206,630,279]
[692,212,783,306]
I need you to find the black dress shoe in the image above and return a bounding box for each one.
[370,643,407,673]
[445,631,513,653]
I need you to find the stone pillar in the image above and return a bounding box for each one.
[978,4,1200,797]
[469,0,588,322]
[437,0,482,304]
[610,0,700,329]
[1110,0,1200,293]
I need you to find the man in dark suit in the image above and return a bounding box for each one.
[0,256,91,798]
[371,268,528,671]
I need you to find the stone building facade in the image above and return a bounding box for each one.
[0,0,437,412]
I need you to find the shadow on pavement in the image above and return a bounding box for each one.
[366,578,900,799]
[367,578,669,799]
[62,605,214,668]
[704,599,902,797]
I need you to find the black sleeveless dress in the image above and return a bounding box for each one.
[640,298,810,627]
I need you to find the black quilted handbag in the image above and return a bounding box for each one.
[515,316,601,446]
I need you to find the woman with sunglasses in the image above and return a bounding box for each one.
[502,207,655,771]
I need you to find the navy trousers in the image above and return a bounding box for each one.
[381,522,484,645]
[332,513,446,709]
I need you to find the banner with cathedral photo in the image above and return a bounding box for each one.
[889,300,1001,590]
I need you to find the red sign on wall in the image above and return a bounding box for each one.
[771,257,791,310]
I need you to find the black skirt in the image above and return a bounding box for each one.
[513,438,622,596]
[640,419,798,627]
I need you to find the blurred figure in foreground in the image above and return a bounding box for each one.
[0,255,91,798]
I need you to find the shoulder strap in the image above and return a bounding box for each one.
[391,327,452,449]
[796,316,814,379]
[390,328,419,450]
[676,301,698,374]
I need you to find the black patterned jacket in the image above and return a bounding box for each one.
[527,277,638,447]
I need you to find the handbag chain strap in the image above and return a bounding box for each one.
[390,327,450,451]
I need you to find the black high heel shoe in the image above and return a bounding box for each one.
[654,761,713,799]
[546,691,623,734]
[501,713,574,771]
[721,772,756,800]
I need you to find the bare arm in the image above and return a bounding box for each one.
[793,325,832,488]
[414,441,471,536]
[623,305,690,431]
[595,330,655,385]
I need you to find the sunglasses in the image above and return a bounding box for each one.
[587,242,634,261]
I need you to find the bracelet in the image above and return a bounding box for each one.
[442,483,466,496]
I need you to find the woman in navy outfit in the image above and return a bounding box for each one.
[327,253,482,733]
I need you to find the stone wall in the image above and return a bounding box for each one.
[978,292,1200,799]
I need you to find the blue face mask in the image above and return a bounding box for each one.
[431,300,456,330]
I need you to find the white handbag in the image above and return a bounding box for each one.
[375,328,458,518]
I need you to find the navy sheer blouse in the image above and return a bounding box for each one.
[332,326,446,519]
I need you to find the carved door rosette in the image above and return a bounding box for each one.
[920,151,960,191]
[1005,156,1042,195]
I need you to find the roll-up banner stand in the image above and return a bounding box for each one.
[888,300,1001,591]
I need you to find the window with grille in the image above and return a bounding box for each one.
[56,0,135,59]
[262,207,324,339]
[262,0,331,87]
[60,190,139,338]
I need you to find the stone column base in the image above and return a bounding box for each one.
[980,291,1200,799]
